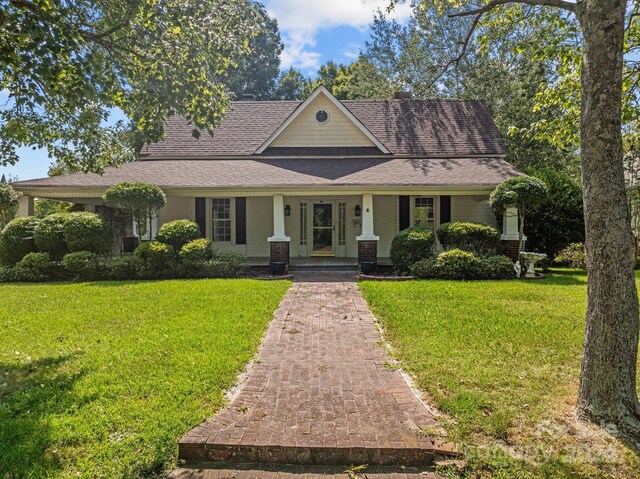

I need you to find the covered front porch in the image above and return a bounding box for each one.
[14,187,522,267]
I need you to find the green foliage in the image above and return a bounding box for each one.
[156,220,201,252]
[437,222,500,255]
[33,213,70,260]
[63,212,111,253]
[412,250,515,280]
[390,226,436,273]
[107,254,142,280]
[179,238,212,264]
[63,251,104,280]
[274,67,310,100]
[224,4,282,100]
[0,183,19,228]
[489,176,548,215]
[0,216,38,265]
[0,0,258,172]
[524,168,585,258]
[134,241,174,278]
[206,251,248,278]
[554,243,586,270]
[34,199,73,218]
[103,182,166,240]
[13,252,53,282]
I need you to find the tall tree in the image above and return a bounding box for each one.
[274,67,310,100]
[404,0,640,440]
[223,3,283,100]
[0,0,257,172]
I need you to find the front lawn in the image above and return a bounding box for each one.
[0,279,290,478]
[360,270,640,479]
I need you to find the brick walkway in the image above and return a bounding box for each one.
[180,282,456,466]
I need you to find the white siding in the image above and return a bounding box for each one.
[246,196,272,257]
[158,197,195,225]
[451,195,497,227]
[373,195,397,258]
[271,95,376,148]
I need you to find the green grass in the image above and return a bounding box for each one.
[360,270,640,479]
[0,279,290,478]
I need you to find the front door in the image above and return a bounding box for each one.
[312,203,334,256]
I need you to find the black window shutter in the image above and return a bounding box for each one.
[195,197,206,237]
[399,196,410,230]
[440,195,451,224]
[235,197,247,245]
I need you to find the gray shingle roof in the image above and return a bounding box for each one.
[13,158,522,189]
[141,99,506,158]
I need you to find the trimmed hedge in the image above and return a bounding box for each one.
[437,222,500,256]
[107,254,142,280]
[390,226,436,273]
[0,216,38,265]
[63,251,104,280]
[207,251,247,278]
[64,212,111,253]
[156,219,201,252]
[411,249,515,280]
[177,238,212,277]
[33,213,70,259]
[134,241,174,278]
[13,252,53,282]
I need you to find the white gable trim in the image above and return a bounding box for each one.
[255,85,390,154]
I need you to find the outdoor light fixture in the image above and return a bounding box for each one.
[284,204,291,216]
[355,205,361,217]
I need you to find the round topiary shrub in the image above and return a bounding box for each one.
[63,251,104,280]
[434,249,475,279]
[156,220,201,252]
[108,254,142,280]
[0,216,38,265]
[437,222,500,255]
[13,252,52,282]
[34,213,70,259]
[180,238,212,264]
[134,241,174,278]
[63,212,111,253]
[390,226,435,273]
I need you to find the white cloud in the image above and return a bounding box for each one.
[267,0,412,70]
[342,42,362,60]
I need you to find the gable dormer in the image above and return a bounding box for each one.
[256,86,389,154]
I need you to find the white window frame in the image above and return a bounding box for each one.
[412,196,436,230]
[211,198,233,243]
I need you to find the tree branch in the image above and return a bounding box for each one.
[450,0,576,18]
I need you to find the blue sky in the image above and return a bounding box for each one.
[1,0,411,182]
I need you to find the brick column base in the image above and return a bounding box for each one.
[358,240,378,264]
[269,241,290,264]
[502,240,521,262]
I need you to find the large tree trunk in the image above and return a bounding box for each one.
[577,0,640,440]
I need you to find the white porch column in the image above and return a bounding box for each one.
[356,193,379,241]
[267,194,290,242]
[500,207,525,241]
[18,194,34,217]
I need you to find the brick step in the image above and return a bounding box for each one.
[179,438,459,467]
[169,464,446,479]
